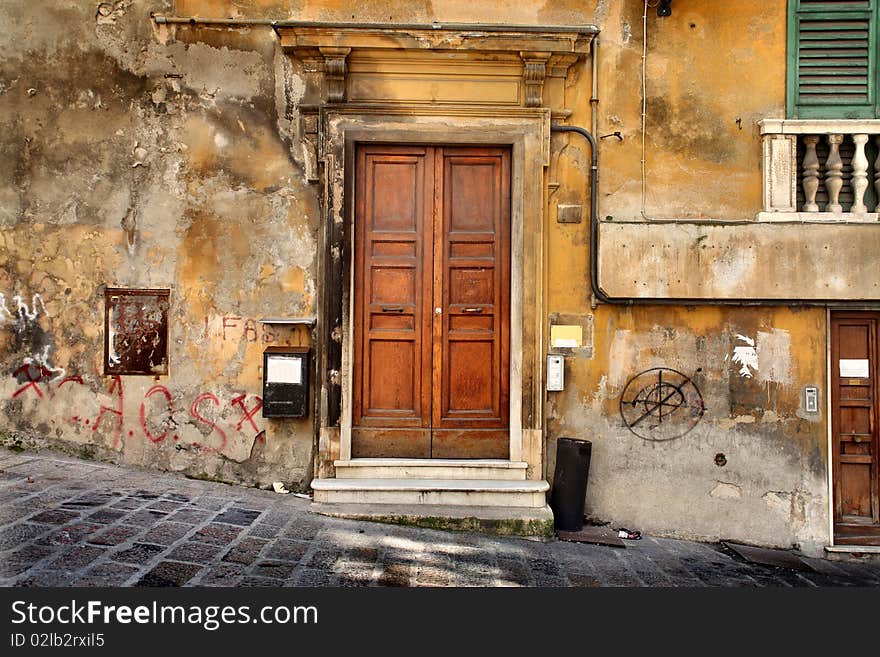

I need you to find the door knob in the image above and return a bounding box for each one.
[435,307,442,315]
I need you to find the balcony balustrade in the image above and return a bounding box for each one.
[760,119,880,221]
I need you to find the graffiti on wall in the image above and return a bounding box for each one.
[619,367,705,441]
[204,315,282,343]
[3,296,298,457]
[0,293,48,328]
[9,364,263,454]
[1,291,66,381]
[12,363,82,399]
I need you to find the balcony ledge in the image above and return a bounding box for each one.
[760,118,880,135]
[756,211,879,223]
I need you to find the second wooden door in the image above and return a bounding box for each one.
[831,312,880,545]
[352,145,511,459]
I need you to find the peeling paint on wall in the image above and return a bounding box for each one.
[727,329,792,384]
[608,329,637,391]
[710,482,742,499]
[756,328,792,385]
[0,0,318,490]
[730,334,758,378]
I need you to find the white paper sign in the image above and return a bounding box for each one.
[839,359,869,379]
[267,356,302,384]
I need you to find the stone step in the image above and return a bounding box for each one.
[310,502,555,538]
[825,545,880,555]
[333,458,528,480]
[311,478,549,508]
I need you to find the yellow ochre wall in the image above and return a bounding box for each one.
[544,2,827,552]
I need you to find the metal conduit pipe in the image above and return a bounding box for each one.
[590,36,599,144]
[152,15,600,34]
[550,123,880,309]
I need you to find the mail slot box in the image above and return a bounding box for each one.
[262,346,310,418]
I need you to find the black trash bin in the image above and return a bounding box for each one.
[550,437,592,532]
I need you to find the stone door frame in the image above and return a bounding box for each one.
[315,105,550,475]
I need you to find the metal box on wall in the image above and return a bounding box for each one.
[262,346,310,418]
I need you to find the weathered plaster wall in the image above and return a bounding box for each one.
[598,221,880,300]
[0,0,319,488]
[543,1,831,554]
[176,0,594,25]
[545,306,829,554]
[593,0,786,221]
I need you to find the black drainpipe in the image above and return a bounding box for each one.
[550,123,875,309]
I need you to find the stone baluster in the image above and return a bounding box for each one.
[875,135,880,212]
[825,134,844,213]
[802,135,820,212]
[851,134,869,213]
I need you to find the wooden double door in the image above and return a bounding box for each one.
[352,145,510,459]
[831,312,880,544]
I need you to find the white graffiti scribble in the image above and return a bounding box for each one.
[2,292,62,379]
[0,292,49,330]
[731,334,758,378]
[23,344,65,381]
[0,293,13,322]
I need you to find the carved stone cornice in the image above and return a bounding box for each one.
[276,22,595,181]
[276,22,595,109]
[276,22,596,55]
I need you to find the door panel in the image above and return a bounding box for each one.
[367,341,415,411]
[353,145,510,459]
[434,151,509,423]
[831,313,880,545]
[353,147,434,458]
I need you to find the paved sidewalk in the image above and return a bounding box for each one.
[1,449,879,587]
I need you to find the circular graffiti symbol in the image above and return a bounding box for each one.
[619,367,704,441]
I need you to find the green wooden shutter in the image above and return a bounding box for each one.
[787,0,878,118]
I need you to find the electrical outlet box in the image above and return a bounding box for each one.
[804,386,819,413]
[547,354,564,392]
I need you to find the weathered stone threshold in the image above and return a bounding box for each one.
[825,545,880,554]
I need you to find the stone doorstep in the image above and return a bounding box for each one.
[311,478,549,507]
[332,458,528,480]
[825,545,880,554]
[310,502,555,539]
[823,545,880,565]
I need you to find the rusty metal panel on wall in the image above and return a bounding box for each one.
[104,288,170,376]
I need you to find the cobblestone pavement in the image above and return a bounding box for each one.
[1,450,879,587]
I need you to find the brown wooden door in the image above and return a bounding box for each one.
[831,312,880,544]
[353,145,510,459]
